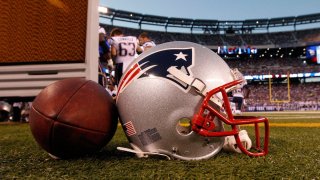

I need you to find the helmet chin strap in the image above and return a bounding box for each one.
[117,144,171,160]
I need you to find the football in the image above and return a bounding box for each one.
[29,78,118,159]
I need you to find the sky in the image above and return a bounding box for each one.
[100,0,320,21]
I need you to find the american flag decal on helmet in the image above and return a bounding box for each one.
[123,121,136,137]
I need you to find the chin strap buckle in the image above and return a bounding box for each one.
[117,143,171,160]
[192,114,216,132]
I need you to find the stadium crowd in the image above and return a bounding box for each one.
[101,25,320,46]
[245,83,320,111]
[225,57,320,75]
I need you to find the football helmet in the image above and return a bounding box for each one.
[0,101,12,121]
[116,41,269,160]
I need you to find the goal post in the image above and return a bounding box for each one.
[268,72,291,103]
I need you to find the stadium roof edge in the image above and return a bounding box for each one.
[99,6,320,32]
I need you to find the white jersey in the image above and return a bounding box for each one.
[140,41,156,52]
[141,41,156,49]
[110,36,138,72]
[233,88,244,98]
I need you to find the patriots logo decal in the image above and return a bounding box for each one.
[118,48,195,94]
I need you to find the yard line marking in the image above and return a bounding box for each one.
[241,123,320,127]
[269,116,320,119]
[269,123,320,127]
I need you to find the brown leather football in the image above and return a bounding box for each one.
[29,78,118,159]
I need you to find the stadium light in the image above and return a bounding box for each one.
[98,6,108,13]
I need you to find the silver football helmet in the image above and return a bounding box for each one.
[116,41,269,160]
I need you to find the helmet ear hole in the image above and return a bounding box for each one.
[176,118,192,136]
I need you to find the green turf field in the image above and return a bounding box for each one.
[1,111,320,179]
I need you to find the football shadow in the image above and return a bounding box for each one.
[92,142,135,160]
